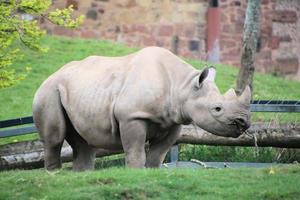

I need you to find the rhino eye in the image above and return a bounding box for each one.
[215,107,222,112]
[210,104,223,116]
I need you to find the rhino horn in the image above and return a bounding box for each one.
[238,85,251,104]
[224,88,237,99]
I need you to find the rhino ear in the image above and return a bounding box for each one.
[196,67,216,89]
[199,66,216,84]
[198,67,209,86]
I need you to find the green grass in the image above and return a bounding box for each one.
[1,165,300,200]
[179,145,279,163]
[0,133,37,146]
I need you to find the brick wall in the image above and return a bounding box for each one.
[42,0,300,80]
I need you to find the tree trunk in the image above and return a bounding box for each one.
[235,0,261,95]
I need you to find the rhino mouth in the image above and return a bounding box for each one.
[229,119,249,136]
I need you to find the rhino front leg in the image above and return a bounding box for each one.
[146,125,181,168]
[120,120,147,168]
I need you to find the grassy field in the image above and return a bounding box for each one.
[1,165,300,200]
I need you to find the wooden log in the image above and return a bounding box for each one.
[178,123,300,148]
[0,123,299,170]
[0,141,122,170]
[0,141,72,170]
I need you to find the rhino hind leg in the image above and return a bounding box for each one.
[33,92,67,171]
[43,141,64,170]
[65,123,96,171]
[146,125,181,168]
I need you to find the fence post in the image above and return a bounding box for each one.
[170,145,179,163]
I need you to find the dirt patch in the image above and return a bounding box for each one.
[90,178,116,185]
[120,190,135,200]
[118,189,159,200]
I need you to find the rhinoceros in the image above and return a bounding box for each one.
[33,46,251,171]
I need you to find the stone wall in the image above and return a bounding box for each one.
[42,0,300,80]
[43,0,209,60]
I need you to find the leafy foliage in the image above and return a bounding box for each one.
[0,0,83,88]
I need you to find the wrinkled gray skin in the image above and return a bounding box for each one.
[33,47,251,171]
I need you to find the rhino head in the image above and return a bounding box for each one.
[182,67,251,138]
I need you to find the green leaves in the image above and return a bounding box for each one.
[19,0,51,14]
[0,0,83,89]
[48,5,84,28]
